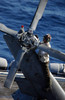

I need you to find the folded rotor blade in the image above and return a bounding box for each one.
[29,0,48,31]
[0,23,18,36]
[4,48,27,88]
[38,44,65,62]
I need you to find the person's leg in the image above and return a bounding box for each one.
[41,62,51,90]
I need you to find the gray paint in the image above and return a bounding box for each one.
[30,0,48,31]
[0,23,18,36]
[4,34,65,99]
[38,44,65,62]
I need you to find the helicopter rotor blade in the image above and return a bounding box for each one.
[38,44,65,62]
[0,23,18,36]
[29,0,48,32]
[4,48,27,88]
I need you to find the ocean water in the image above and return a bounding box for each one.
[0,0,65,64]
[0,0,65,99]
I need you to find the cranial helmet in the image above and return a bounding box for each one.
[43,34,51,43]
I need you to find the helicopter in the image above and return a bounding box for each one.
[0,0,65,100]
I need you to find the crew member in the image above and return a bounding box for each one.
[38,34,51,91]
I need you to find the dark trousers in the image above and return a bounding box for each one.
[41,62,51,90]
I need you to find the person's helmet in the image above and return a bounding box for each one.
[43,34,51,43]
